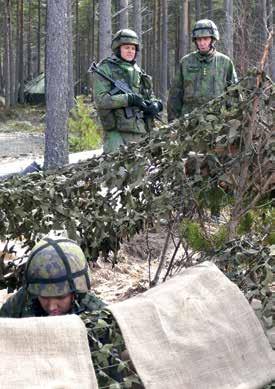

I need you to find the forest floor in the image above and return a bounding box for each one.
[0,105,45,160]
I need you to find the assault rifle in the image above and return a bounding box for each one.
[88,61,163,123]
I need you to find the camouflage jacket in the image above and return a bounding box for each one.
[167,49,238,121]
[93,55,154,134]
[0,287,104,318]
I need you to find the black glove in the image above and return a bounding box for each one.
[127,93,147,109]
[144,100,163,117]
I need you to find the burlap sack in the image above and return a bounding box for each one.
[0,315,98,389]
[109,261,275,389]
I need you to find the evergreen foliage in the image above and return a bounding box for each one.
[68,96,102,152]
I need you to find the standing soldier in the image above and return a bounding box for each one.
[93,29,163,153]
[167,19,238,122]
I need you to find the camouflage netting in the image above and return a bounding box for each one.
[81,308,144,388]
[0,69,273,258]
[0,67,273,320]
[0,69,274,388]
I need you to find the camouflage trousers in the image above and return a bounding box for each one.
[103,131,146,153]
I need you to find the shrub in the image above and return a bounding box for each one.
[68,96,102,152]
[179,220,210,251]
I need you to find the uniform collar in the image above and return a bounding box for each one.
[111,54,136,66]
[196,48,216,63]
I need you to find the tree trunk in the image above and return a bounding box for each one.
[27,0,32,80]
[87,1,93,69]
[67,0,74,111]
[0,22,3,94]
[15,0,20,103]
[92,0,96,61]
[267,0,274,78]
[7,0,15,106]
[133,0,142,66]
[206,0,213,19]
[235,0,250,75]
[160,0,168,103]
[44,0,69,169]
[119,0,128,29]
[175,5,179,70]
[87,0,96,92]
[18,0,24,103]
[224,0,234,58]
[37,0,41,75]
[195,0,201,20]
[98,0,112,60]
[0,37,3,94]
[75,0,81,95]
[178,0,184,59]
[142,9,151,71]
[152,0,160,95]
[252,0,268,70]
[179,0,189,59]
[3,0,11,109]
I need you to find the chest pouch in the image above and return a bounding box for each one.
[187,66,200,73]
[140,73,153,99]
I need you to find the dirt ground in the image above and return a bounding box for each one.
[0,106,44,161]
[92,229,176,303]
[0,132,44,160]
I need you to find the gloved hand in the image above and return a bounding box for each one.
[127,93,147,109]
[144,100,163,117]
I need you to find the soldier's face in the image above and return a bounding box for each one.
[196,37,212,53]
[120,44,136,61]
[38,293,74,315]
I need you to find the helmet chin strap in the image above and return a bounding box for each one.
[210,38,216,50]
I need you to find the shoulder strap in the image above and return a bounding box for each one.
[133,62,142,73]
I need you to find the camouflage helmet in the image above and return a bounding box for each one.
[24,237,92,297]
[192,19,220,41]
[111,29,140,52]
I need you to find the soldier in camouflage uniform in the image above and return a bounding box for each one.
[167,19,238,121]
[0,236,144,388]
[93,29,163,153]
[0,237,104,317]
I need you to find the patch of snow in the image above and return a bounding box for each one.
[0,148,103,177]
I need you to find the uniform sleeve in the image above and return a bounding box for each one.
[140,72,155,100]
[167,64,184,122]
[227,59,238,85]
[93,63,129,110]
[0,288,27,318]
